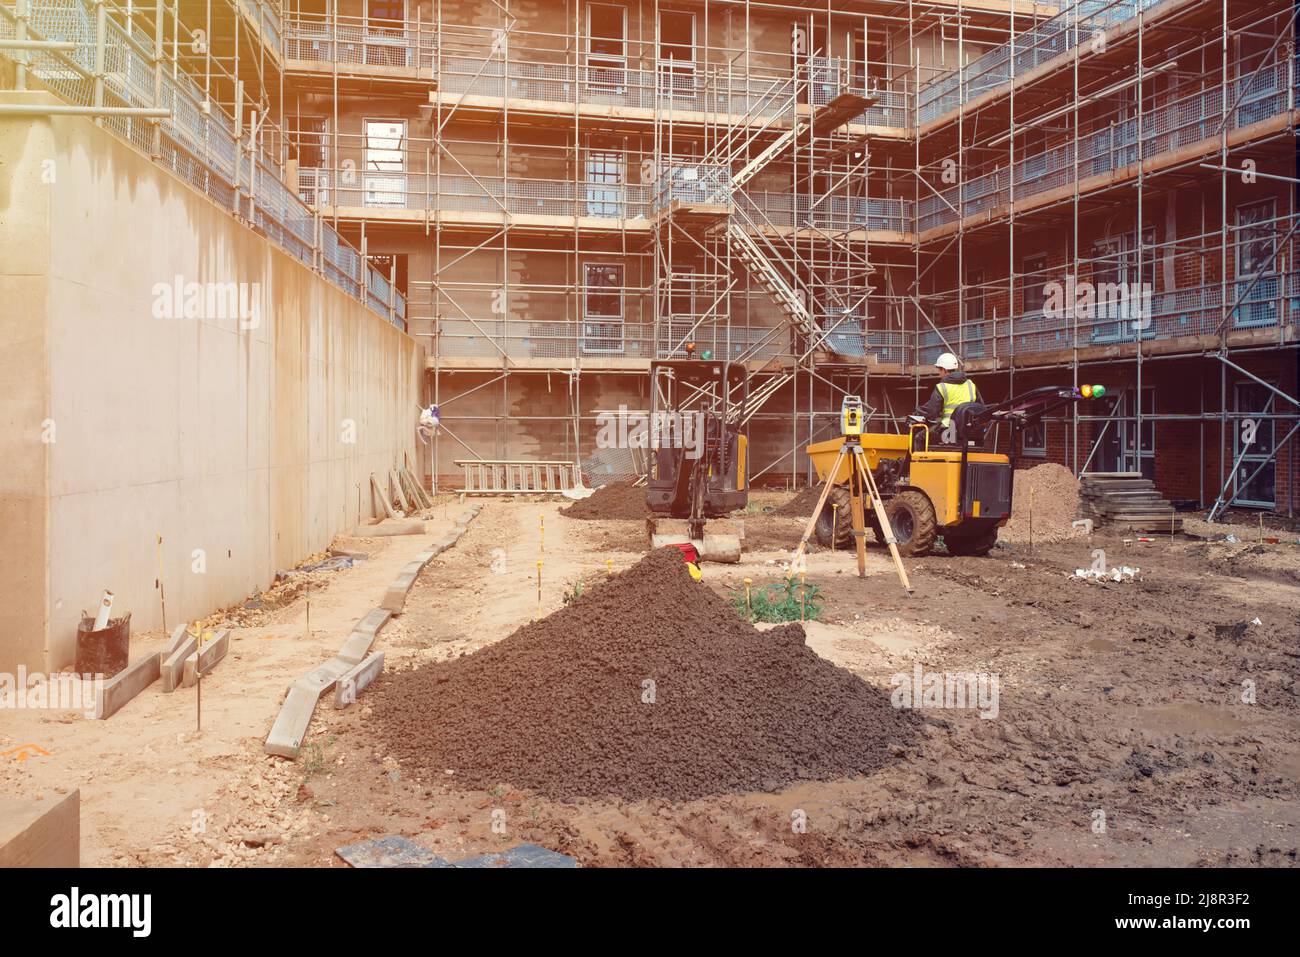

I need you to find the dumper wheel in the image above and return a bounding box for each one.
[814,485,855,549]
[943,522,1000,557]
[884,490,938,557]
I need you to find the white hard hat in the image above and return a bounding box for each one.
[934,352,960,371]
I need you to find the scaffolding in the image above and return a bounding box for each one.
[6,0,1297,513]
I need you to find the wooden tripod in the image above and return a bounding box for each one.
[790,441,914,596]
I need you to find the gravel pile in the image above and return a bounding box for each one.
[772,486,827,516]
[999,462,1080,544]
[560,481,649,521]
[368,549,915,801]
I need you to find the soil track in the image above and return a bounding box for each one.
[265,499,1300,867]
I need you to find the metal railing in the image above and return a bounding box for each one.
[918,59,1298,232]
[237,0,282,59]
[919,0,1169,125]
[653,162,731,210]
[918,269,1300,362]
[0,0,405,328]
[283,11,435,71]
[916,215,1300,363]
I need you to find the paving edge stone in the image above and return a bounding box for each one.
[181,630,231,688]
[266,506,483,756]
[331,652,385,709]
[94,653,161,720]
[161,634,199,692]
[265,657,352,758]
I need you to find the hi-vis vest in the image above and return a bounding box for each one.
[937,379,977,427]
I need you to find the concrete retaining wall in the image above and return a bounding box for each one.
[0,94,422,673]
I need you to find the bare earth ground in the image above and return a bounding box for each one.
[3,495,1298,867]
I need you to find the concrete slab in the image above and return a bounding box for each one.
[264,686,319,759]
[453,843,578,868]
[162,624,191,658]
[93,653,160,720]
[353,607,393,640]
[380,560,425,614]
[0,790,79,867]
[160,634,199,692]
[266,648,374,758]
[181,630,230,688]
[337,632,374,666]
[291,657,352,699]
[331,652,384,709]
[353,518,424,537]
[329,545,371,559]
[335,836,449,868]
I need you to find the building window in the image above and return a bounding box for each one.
[587,3,627,93]
[1022,254,1048,315]
[296,117,328,169]
[1021,419,1046,457]
[659,11,696,70]
[584,148,624,217]
[1234,199,1278,327]
[964,268,984,323]
[1233,383,1276,507]
[668,265,695,318]
[582,262,625,354]
[363,119,406,207]
[658,9,697,99]
[1237,200,1276,277]
[368,0,404,25]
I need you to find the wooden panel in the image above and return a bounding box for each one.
[0,789,80,868]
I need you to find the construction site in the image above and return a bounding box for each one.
[1,0,1298,881]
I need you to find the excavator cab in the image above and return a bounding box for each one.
[645,357,748,554]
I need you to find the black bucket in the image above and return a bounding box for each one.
[75,613,132,678]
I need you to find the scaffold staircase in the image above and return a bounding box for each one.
[705,64,874,373]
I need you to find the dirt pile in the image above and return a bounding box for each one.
[773,485,826,516]
[560,481,648,521]
[367,549,915,801]
[999,462,1080,544]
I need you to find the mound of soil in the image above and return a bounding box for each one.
[368,549,915,801]
[1000,462,1080,544]
[560,481,648,521]
[773,485,826,516]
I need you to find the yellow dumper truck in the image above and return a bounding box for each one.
[807,385,1102,556]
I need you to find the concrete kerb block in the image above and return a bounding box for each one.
[351,607,392,642]
[291,657,352,699]
[354,518,424,537]
[180,630,231,688]
[265,655,357,758]
[162,624,191,658]
[380,559,426,615]
[264,686,319,759]
[331,652,384,709]
[161,633,199,692]
[339,605,392,666]
[93,653,161,720]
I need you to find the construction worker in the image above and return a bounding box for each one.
[917,352,983,444]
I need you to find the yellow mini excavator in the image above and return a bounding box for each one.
[644,354,748,563]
